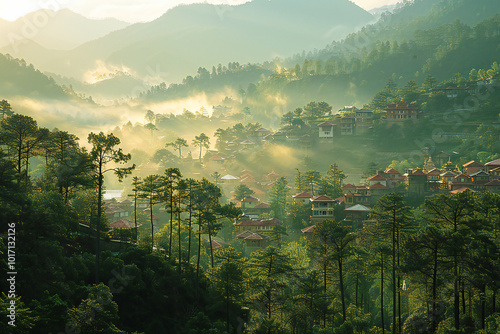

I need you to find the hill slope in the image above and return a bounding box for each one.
[1,0,373,82]
[0,9,129,50]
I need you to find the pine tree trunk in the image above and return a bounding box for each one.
[150,196,154,252]
[339,258,346,323]
[381,252,385,334]
[169,184,173,259]
[196,212,202,278]
[95,159,103,283]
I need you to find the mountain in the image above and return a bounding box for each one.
[0,9,129,50]
[136,0,500,117]
[1,0,373,83]
[369,4,400,18]
[0,53,68,98]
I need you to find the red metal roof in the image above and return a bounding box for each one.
[292,192,314,198]
[367,174,387,181]
[410,170,426,176]
[369,183,389,189]
[311,195,335,202]
[384,168,401,174]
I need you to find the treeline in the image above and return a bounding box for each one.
[0,106,245,333]
[138,11,500,114]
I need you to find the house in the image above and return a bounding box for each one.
[449,174,473,191]
[239,174,257,187]
[317,121,338,138]
[485,179,500,193]
[367,174,387,187]
[340,116,355,135]
[221,174,239,185]
[384,168,402,188]
[253,128,271,139]
[368,182,390,202]
[301,225,315,240]
[441,171,457,183]
[427,168,442,191]
[463,160,484,175]
[490,167,500,179]
[109,220,142,240]
[208,153,226,165]
[469,170,490,189]
[292,192,314,205]
[241,196,260,209]
[344,204,371,229]
[245,202,271,217]
[109,220,142,229]
[263,171,280,183]
[236,232,270,248]
[310,195,336,223]
[406,169,427,196]
[385,102,421,122]
[233,217,282,234]
[343,185,371,208]
[105,205,129,220]
[485,158,500,172]
[354,109,373,134]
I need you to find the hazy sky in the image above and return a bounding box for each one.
[0,0,403,23]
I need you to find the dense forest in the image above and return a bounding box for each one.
[1,97,500,333]
[2,0,500,333]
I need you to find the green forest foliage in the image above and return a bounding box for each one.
[2,103,500,333]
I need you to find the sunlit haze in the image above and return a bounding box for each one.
[0,0,403,23]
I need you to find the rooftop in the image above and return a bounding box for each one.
[301,225,315,233]
[109,220,141,229]
[486,179,500,186]
[345,204,371,212]
[485,158,500,166]
[292,191,314,199]
[369,183,389,189]
[367,174,387,181]
[310,195,336,202]
[469,170,489,177]
[463,160,484,168]
[384,168,401,174]
[234,218,282,227]
[317,121,336,127]
[244,233,270,241]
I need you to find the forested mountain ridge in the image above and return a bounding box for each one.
[0,53,94,102]
[0,9,129,50]
[138,0,500,115]
[0,0,373,83]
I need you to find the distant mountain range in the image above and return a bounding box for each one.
[0,9,129,50]
[0,0,373,83]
